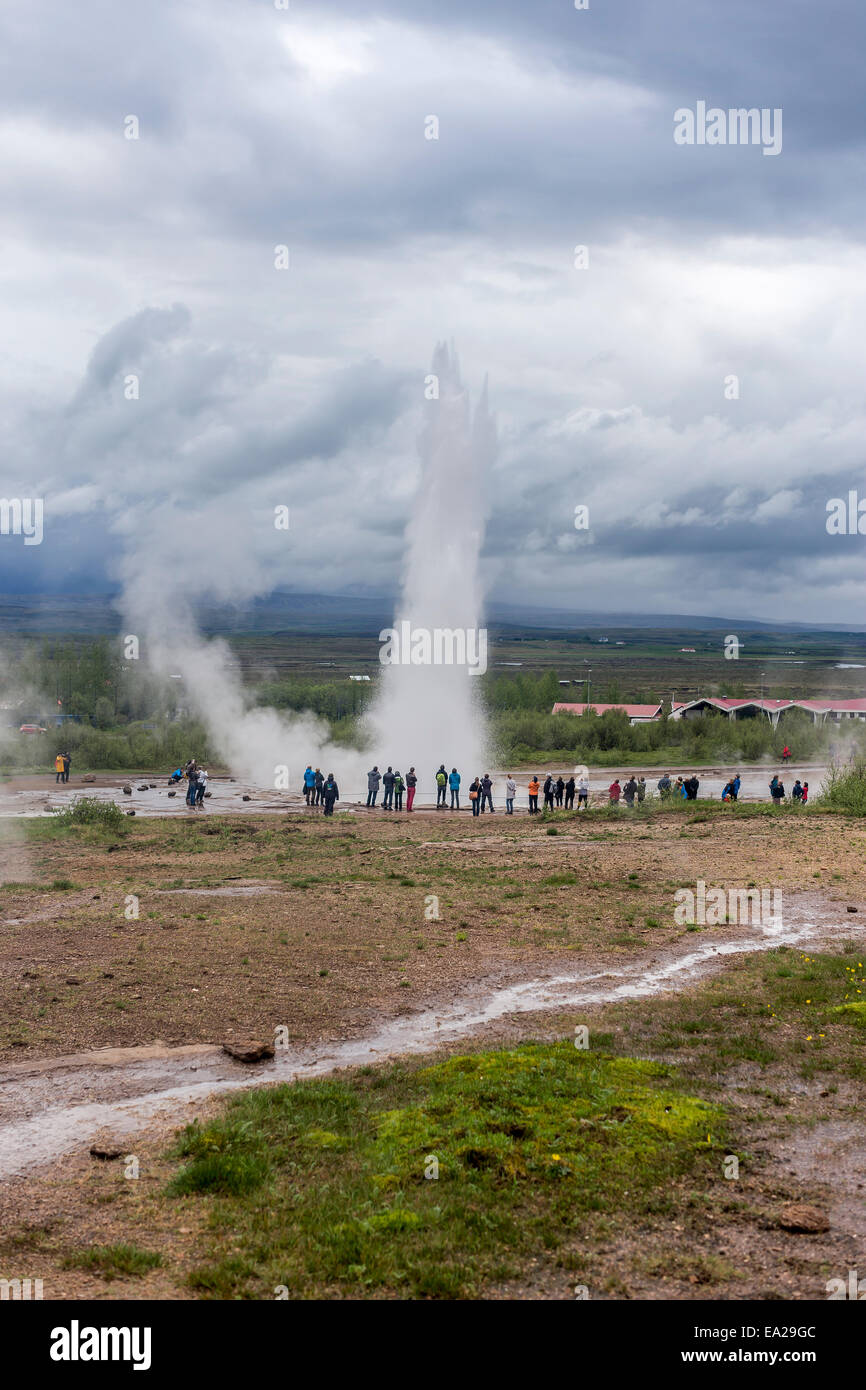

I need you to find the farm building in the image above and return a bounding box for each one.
[670,697,866,727]
[552,696,866,728]
[552,702,663,726]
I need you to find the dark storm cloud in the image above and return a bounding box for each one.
[0,1,863,622]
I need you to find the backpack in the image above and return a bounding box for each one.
[436,771,446,786]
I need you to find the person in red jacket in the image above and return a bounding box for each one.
[609,778,621,804]
[801,781,809,804]
[782,745,791,763]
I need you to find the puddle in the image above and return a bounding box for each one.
[0,897,859,1179]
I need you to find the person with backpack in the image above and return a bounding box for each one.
[637,776,646,805]
[564,776,575,810]
[322,772,339,816]
[406,767,417,811]
[622,776,637,808]
[313,768,324,806]
[577,774,589,809]
[657,773,671,797]
[366,766,381,807]
[528,776,540,814]
[770,775,785,805]
[730,773,741,802]
[543,775,555,811]
[469,777,481,816]
[480,774,494,813]
[449,767,461,810]
[382,766,395,810]
[435,765,448,808]
[303,766,315,804]
[608,778,621,805]
[792,779,803,802]
[505,774,517,814]
[393,771,404,811]
[195,767,208,806]
[186,760,199,807]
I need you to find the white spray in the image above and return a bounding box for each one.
[117,344,494,803]
[365,344,495,795]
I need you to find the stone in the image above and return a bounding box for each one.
[122,785,132,795]
[778,1203,829,1233]
[242,794,251,801]
[89,1144,123,1160]
[222,1039,275,1063]
[126,810,136,816]
[846,905,858,913]
[83,774,96,783]
[167,790,177,797]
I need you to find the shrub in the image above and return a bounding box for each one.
[51,797,127,830]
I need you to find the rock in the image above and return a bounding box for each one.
[167,790,177,797]
[137,785,149,792]
[89,1144,124,1160]
[204,791,212,798]
[83,774,96,783]
[846,905,858,913]
[222,1039,275,1063]
[122,785,132,795]
[778,1203,829,1233]
[148,783,157,789]
[65,977,81,985]
[126,810,136,816]
[242,794,251,801]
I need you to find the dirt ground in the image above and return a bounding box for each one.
[1,806,864,1059]
[1,805,865,1300]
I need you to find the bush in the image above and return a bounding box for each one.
[51,797,127,830]
[817,760,866,815]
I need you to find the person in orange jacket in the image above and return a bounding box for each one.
[54,752,65,784]
[527,776,540,814]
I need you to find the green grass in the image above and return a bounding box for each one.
[165,1043,723,1299]
[61,1242,163,1280]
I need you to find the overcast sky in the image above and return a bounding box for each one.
[1,0,864,623]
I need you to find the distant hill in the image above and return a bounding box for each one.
[0,592,863,638]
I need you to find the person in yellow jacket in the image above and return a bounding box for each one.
[54,753,65,784]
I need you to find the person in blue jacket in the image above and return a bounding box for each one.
[303,765,316,804]
[449,767,461,810]
[731,774,741,802]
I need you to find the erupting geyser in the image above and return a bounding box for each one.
[367,343,496,783]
